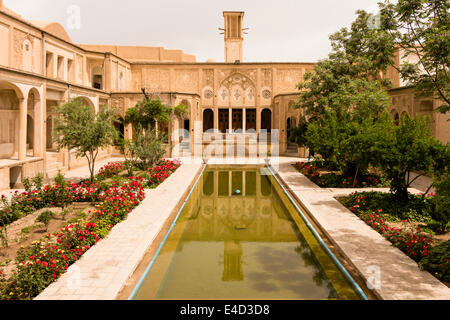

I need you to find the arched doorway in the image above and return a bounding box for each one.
[27,88,41,156]
[78,96,95,112]
[392,110,399,126]
[287,118,291,140]
[0,81,23,159]
[183,119,190,138]
[286,116,297,140]
[401,111,410,119]
[203,109,214,132]
[261,109,272,132]
[26,114,33,151]
[113,117,124,145]
[46,115,53,150]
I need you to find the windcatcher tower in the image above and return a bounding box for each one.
[222,11,245,63]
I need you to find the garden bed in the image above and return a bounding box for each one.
[338,191,449,285]
[293,161,390,188]
[0,159,180,300]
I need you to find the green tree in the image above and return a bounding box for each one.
[53,97,118,183]
[133,128,166,169]
[301,77,391,179]
[306,108,392,181]
[293,10,395,180]
[289,115,309,147]
[35,210,54,232]
[371,115,446,201]
[296,10,395,120]
[379,0,450,113]
[124,98,172,133]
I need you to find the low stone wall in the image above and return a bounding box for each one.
[0,158,44,190]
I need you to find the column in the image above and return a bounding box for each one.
[256,108,261,133]
[228,108,232,132]
[33,98,39,157]
[214,107,219,133]
[243,108,246,132]
[18,98,26,160]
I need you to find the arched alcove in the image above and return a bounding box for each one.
[261,109,272,132]
[0,81,24,159]
[203,109,214,132]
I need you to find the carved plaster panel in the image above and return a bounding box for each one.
[276,69,302,92]
[174,69,198,93]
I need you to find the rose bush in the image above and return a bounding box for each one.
[293,162,388,188]
[96,162,125,180]
[0,160,180,300]
[341,191,448,283]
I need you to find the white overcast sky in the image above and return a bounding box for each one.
[4,0,383,62]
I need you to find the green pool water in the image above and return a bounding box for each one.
[132,165,362,300]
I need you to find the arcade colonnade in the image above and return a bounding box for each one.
[0,76,102,190]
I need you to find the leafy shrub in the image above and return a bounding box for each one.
[423,174,450,233]
[339,191,430,222]
[0,225,7,247]
[294,162,389,188]
[35,210,54,231]
[419,240,450,283]
[340,191,449,283]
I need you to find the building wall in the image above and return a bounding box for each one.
[388,87,450,143]
[0,4,447,190]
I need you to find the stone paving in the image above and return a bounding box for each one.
[35,161,203,300]
[276,160,450,300]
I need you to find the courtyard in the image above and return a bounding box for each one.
[0,0,449,307]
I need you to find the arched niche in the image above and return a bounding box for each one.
[203,109,214,133]
[261,108,272,132]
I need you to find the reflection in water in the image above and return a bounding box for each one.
[134,166,361,300]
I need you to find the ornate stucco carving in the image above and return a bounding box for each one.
[13,29,33,69]
[203,88,213,99]
[216,72,256,107]
[174,69,198,92]
[217,68,256,86]
[142,68,170,91]
[261,69,272,87]
[202,69,214,87]
[276,69,302,92]
[220,72,255,91]
[76,54,83,82]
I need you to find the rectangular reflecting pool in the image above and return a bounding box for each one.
[131,165,363,300]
